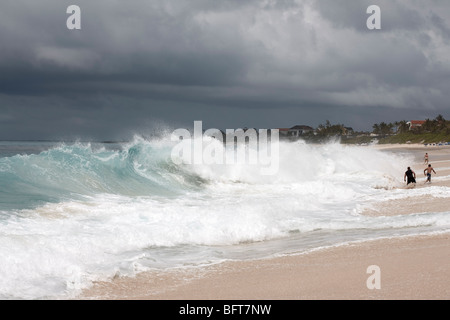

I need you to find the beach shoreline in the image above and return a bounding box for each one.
[78,144,450,300]
[80,232,450,300]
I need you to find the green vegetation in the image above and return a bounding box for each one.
[378,131,450,144]
[372,122,395,135]
[374,115,450,144]
[296,115,450,145]
[340,135,374,145]
[316,120,349,136]
[298,120,354,143]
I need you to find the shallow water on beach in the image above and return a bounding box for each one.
[1,139,449,299]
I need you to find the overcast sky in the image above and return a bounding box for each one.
[1,0,450,140]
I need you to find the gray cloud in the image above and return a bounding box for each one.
[1,0,450,140]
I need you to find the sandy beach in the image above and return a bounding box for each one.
[79,144,450,300]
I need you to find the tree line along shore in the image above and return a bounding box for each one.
[298,114,450,145]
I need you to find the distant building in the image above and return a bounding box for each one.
[406,120,425,130]
[286,125,314,137]
[343,127,354,135]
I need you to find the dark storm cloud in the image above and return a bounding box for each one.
[1,0,450,140]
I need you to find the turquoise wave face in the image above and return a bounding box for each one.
[0,139,204,211]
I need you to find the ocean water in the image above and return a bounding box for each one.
[0,138,449,299]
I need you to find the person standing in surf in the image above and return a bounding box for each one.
[404,167,416,186]
[424,164,436,183]
[424,153,429,164]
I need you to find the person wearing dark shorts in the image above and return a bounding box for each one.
[404,167,416,185]
[424,164,436,183]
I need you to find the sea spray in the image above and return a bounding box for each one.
[170,121,280,175]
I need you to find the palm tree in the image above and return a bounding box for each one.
[435,114,446,130]
[372,123,380,135]
[422,118,433,132]
[395,120,409,134]
[378,122,393,135]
